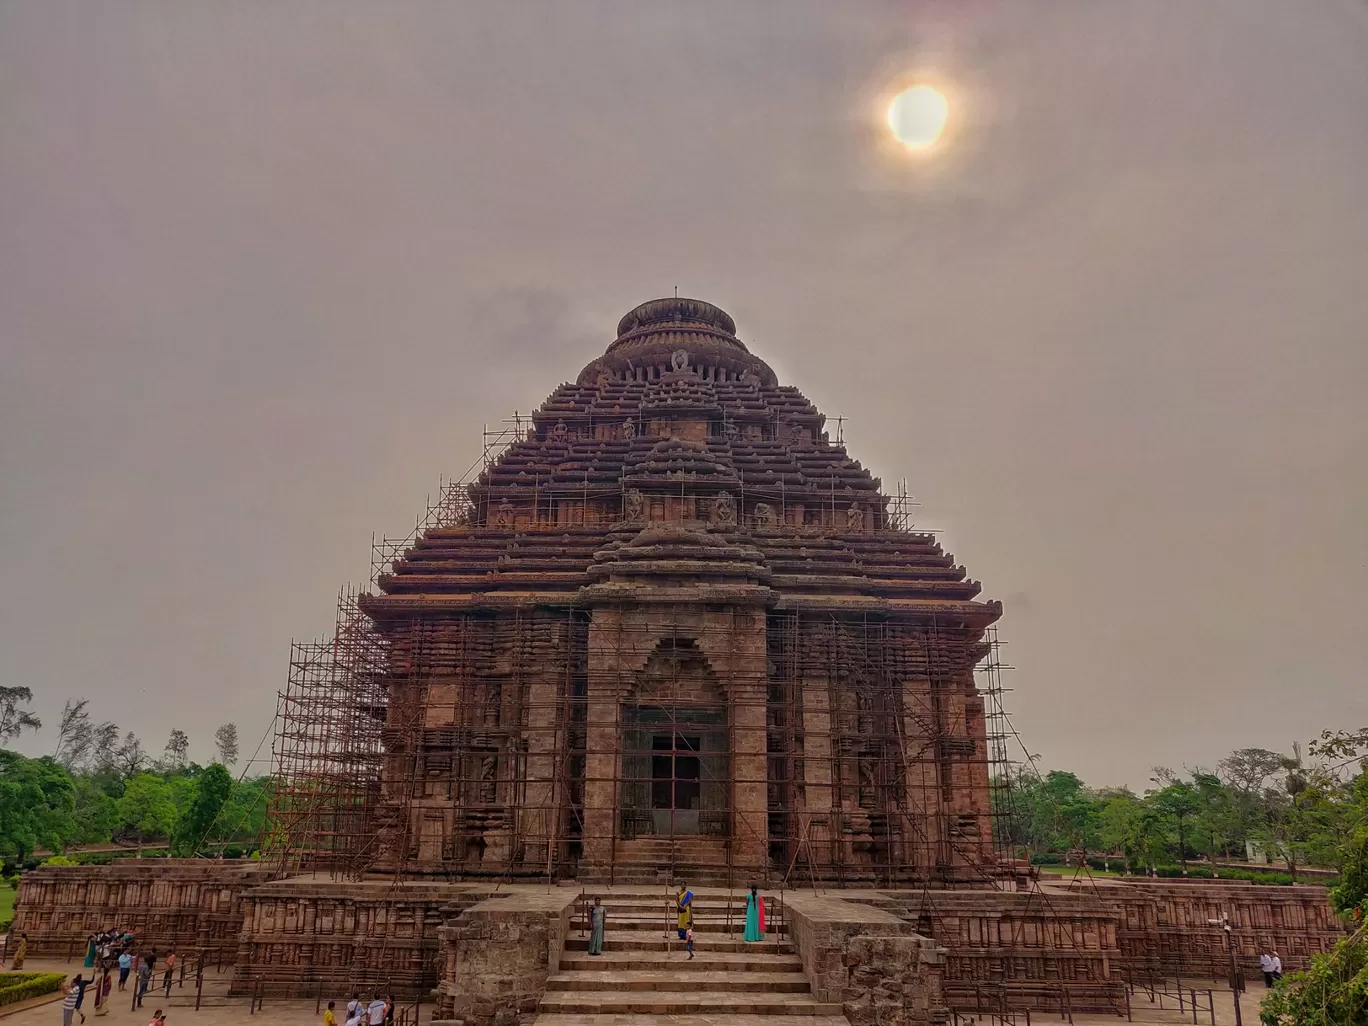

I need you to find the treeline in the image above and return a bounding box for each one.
[996,729,1368,907]
[0,687,268,867]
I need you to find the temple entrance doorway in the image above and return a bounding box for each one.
[619,638,729,840]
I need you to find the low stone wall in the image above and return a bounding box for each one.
[784,891,946,1026]
[432,887,579,1026]
[1069,878,1345,980]
[867,888,1126,1015]
[229,876,486,997]
[9,861,270,958]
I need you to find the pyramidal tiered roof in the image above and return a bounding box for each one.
[365,298,999,627]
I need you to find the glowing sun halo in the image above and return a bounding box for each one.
[888,85,948,149]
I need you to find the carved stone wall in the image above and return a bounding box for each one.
[1069,878,1346,978]
[9,862,270,958]
[229,878,486,997]
[865,889,1126,1013]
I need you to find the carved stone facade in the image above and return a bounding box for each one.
[359,298,1003,885]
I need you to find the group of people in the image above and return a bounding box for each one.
[1260,949,1284,987]
[323,992,398,1026]
[582,882,768,960]
[44,930,177,1024]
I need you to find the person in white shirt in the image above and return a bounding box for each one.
[1271,952,1283,981]
[346,993,364,1022]
[1259,951,1276,987]
[367,996,386,1026]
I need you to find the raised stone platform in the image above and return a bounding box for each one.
[11,866,1346,1026]
[1063,876,1346,979]
[9,861,270,958]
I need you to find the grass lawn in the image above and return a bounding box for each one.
[0,882,15,924]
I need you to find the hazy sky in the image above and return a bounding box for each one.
[2,1,1365,787]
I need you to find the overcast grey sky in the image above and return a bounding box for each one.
[1,1,1365,787]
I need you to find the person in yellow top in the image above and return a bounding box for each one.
[324,1000,338,1026]
[675,883,694,940]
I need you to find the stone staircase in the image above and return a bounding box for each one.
[532,889,847,1025]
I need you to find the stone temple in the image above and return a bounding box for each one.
[355,296,1002,888]
[9,299,1345,1025]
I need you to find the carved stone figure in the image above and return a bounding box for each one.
[754,502,774,527]
[714,490,737,526]
[551,420,569,442]
[789,422,806,445]
[723,420,739,441]
[495,498,514,528]
[620,419,636,440]
[624,488,644,521]
[670,349,689,372]
[846,502,865,532]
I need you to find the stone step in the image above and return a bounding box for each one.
[565,937,794,954]
[537,991,842,1016]
[546,970,810,993]
[559,952,803,973]
[569,916,785,934]
[533,1016,850,1026]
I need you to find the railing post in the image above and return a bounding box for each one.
[1190,988,1198,1025]
[195,964,203,1011]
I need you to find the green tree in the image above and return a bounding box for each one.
[116,772,176,842]
[1148,780,1202,871]
[217,776,272,843]
[70,775,120,845]
[0,751,76,861]
[173,764,234,856]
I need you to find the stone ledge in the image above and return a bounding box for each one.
[784,892,945,1026]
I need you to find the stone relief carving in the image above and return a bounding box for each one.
[624,488,644,521]
[550,419,569,442]
[846,502,865,532]
[789,422,806,445]
[494,498,514,528]
[754,502,774,527]
[620,419,636,440]
[670,349,689,372]
[714,490,737,526]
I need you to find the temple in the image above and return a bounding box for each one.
[345,297,1002,886]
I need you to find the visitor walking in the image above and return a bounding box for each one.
[83,934,97,969]
[117,950,132,991]
[162,950,176,994]
[1259,950,1275,987]
[743,884,765,943]
[587,897,606,956]
[10,932,26,969]
[60,977,79,1026]
[366,994,387,1026]
[685,926,694,960]
[345,992,364,1024]
[675,883,693,942]
[70,973,91,1024]
[383,994,396,1026]
[323,1000,338,1026]
[92,970,112,1018]
[135,957,152,1008]
[1272,951,1283,982]
[146,1009,166,1026]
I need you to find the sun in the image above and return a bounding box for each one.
[887,85,948,149]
